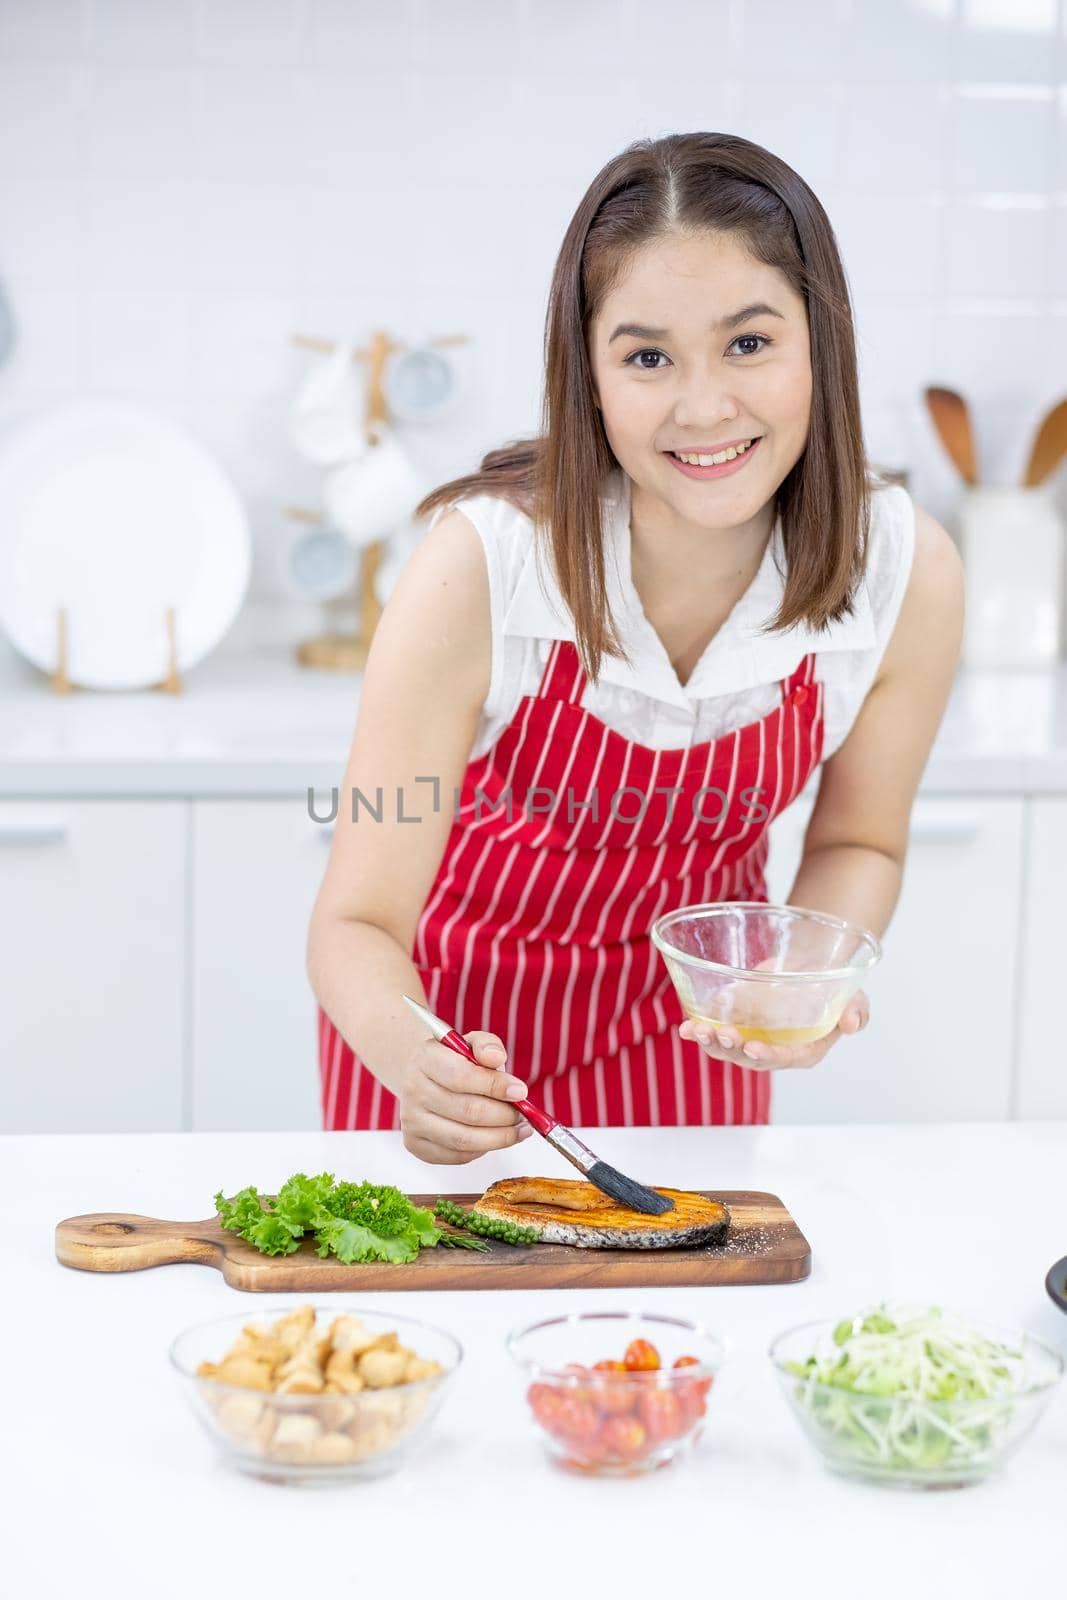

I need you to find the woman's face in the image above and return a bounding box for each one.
[589,230,812,534]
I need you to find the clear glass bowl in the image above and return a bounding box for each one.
[507,1310,726,1477]
[651,902,881,1046]
[170,1305,461,1486]
[769,1311,1063,1490]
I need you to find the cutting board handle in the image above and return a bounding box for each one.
[55,1213,223,1273]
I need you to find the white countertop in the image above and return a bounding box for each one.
[6,1122,1065,1599]
[3,615,1067,795]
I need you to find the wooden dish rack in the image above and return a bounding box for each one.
[290,327,468,674]
[49,605,182,695]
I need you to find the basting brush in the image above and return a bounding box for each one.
[402,994,674,1216]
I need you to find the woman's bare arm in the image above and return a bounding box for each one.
[306,508,531,1153]
[683,501,965,1068]
[787,502,965,933]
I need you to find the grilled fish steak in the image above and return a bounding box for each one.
[474,1177,729,1249]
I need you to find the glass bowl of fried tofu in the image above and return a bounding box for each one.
[170,1303,462,1484]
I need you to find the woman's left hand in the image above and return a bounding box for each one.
[678,990,870,1071]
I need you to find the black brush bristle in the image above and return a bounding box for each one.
[585,1160,674,1215]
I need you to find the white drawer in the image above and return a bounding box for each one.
[0,800,185,1133]
[190,798,330,1130]
[764,796,1023,1123]
[1017,798,1067,1118]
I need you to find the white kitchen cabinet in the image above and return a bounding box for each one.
[0,786,1039,1134]
[763,795,1024,1123]
[0,800,185,1133]
[190,798,330,1130]
[1017,798,1067,1118]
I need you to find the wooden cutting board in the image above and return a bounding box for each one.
[55,1191,810,1291]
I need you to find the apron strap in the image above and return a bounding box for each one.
[535,639,587,704]
[779,651,817,707]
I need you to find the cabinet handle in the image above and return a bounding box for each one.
[0,820,69,846]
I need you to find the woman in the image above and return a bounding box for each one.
[307,132,963,1162]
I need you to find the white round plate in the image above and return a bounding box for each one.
[0,400,251,689]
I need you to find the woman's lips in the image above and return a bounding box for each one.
[664,436,763,480]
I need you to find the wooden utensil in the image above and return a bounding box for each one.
[924,386,979,485]
[54,1191,811,1291]
[1023,397,1067,487]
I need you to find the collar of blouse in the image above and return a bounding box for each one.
[501,471,877,712]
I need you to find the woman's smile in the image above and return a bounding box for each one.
[663,434,764,481]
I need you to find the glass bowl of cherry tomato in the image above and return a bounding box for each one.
[507,1310,726,1476]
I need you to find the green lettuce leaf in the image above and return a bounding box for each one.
[214,1173,460,1265]
[315,1215,421,1265]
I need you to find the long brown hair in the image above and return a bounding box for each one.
[416,131,871,681]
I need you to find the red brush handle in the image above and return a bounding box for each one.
[438,1028,556,1137]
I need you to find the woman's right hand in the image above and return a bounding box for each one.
[399,1031,535,1165]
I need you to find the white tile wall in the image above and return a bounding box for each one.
[950,86,1055,193]
[0,0,1064,598]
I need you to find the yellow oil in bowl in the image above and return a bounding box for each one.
[685,1013,836,1047]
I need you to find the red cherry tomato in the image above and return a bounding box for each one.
[599,1414,649,1459]
[673,1354,713,1398]
[669,1361,710,1429]
[558,1362,596,1406]
[553,1395,600,1443]
[679,1384,708,1430]
[637,1386,685,1443]
[591,1358,634,1416]
[526,1382,565,1431]
[623,1338,661,1372]
[568,1417,614,1466]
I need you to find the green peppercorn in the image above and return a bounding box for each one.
[431,1199,539,1246]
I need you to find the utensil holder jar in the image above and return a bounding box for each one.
[959,486,1064,669]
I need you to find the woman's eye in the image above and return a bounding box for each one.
[624,348,670,370]
[729,334,770,357]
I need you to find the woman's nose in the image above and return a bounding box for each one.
[673,377,741,430]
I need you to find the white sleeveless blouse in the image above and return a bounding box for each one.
[442,472,915,766]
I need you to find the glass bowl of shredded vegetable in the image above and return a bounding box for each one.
[769,1304,1063,1490]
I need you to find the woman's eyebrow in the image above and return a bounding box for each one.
[608,303,786,343]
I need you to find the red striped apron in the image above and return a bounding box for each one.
[319,639,824,1130]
